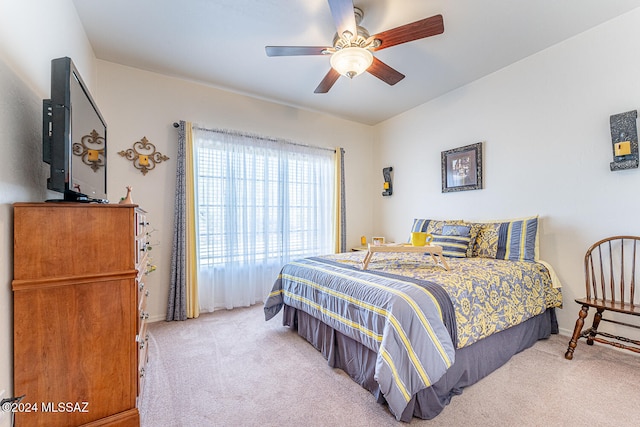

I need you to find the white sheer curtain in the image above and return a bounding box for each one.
[193,126,336,312]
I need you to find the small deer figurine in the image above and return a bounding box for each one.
[119,186,133,204]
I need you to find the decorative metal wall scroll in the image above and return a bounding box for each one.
[73,129,105,171]
[118,136,170,175]
[609,110,639,171]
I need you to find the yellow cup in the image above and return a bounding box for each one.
[411,232,432,246]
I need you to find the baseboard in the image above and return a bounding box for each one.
[148,314,166,323]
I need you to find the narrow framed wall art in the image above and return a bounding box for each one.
[441,142,483,193]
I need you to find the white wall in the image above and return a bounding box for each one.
[96,62,377,322]
[0,1,97,424]
[373,8,640,337]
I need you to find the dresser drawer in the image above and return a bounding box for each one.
[137,321,149,364]
[138,286,149,323]
[137,277,148,312]
[135,210,148,238]
[137,319,149,398]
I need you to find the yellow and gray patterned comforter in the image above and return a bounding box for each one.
[264,251,562,420]
[323,251,563,348]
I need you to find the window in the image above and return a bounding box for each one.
[193,127,336,310]
[196,141,335,266]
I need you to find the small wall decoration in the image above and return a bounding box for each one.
[382,166,393,196]
[118,136,170,175]
[72,129,105,171]
[441,142,483,193]
[609,110,639,171]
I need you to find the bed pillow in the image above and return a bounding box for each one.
[431,224,471,258]
[468,222,500,258]
[464,222,483,257]
[469,216,539,261]
[425,219,464,235]
[410,218,431,233]
[498,216,539,261]
[409,218,464,243]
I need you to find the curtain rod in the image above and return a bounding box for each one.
[173,121,336,153]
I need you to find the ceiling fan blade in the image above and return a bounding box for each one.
[314,68,341,93]
[328,0,357,39]
[265,46,329,56]
[367,57,405,86]
[372,14,444,51]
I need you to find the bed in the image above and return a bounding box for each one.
[264,217,563,421]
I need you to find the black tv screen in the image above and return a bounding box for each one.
[43,57,107,202]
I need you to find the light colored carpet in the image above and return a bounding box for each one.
[139,305,640,426]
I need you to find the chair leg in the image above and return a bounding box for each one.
[586,308,604,345]
[565,305,589,360]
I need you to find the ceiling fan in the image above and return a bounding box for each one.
[265,0,444,94]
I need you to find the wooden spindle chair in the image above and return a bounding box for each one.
[565,236,640,360]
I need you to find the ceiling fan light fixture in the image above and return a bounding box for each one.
[330,47,373,79]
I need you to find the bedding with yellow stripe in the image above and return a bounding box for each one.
[264,252,562,420]
[264,256,457,421]
[320,251,563,348]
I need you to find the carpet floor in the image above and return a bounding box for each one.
[139,305,640,426]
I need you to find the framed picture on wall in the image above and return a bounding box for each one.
[441,142,483,193]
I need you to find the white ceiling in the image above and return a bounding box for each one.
[72,0,640,125]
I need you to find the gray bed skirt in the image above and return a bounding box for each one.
[282,305,558,422]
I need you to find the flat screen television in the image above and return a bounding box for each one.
[43,56,108,202]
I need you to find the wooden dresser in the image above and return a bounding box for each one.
[12,203,150,427]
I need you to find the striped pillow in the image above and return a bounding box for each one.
[432,225,471,258]
[410,218,465,234]
[496,216,539,261]
[470,216,539,261]
[409,218,463,243]
[410,218,431,233]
